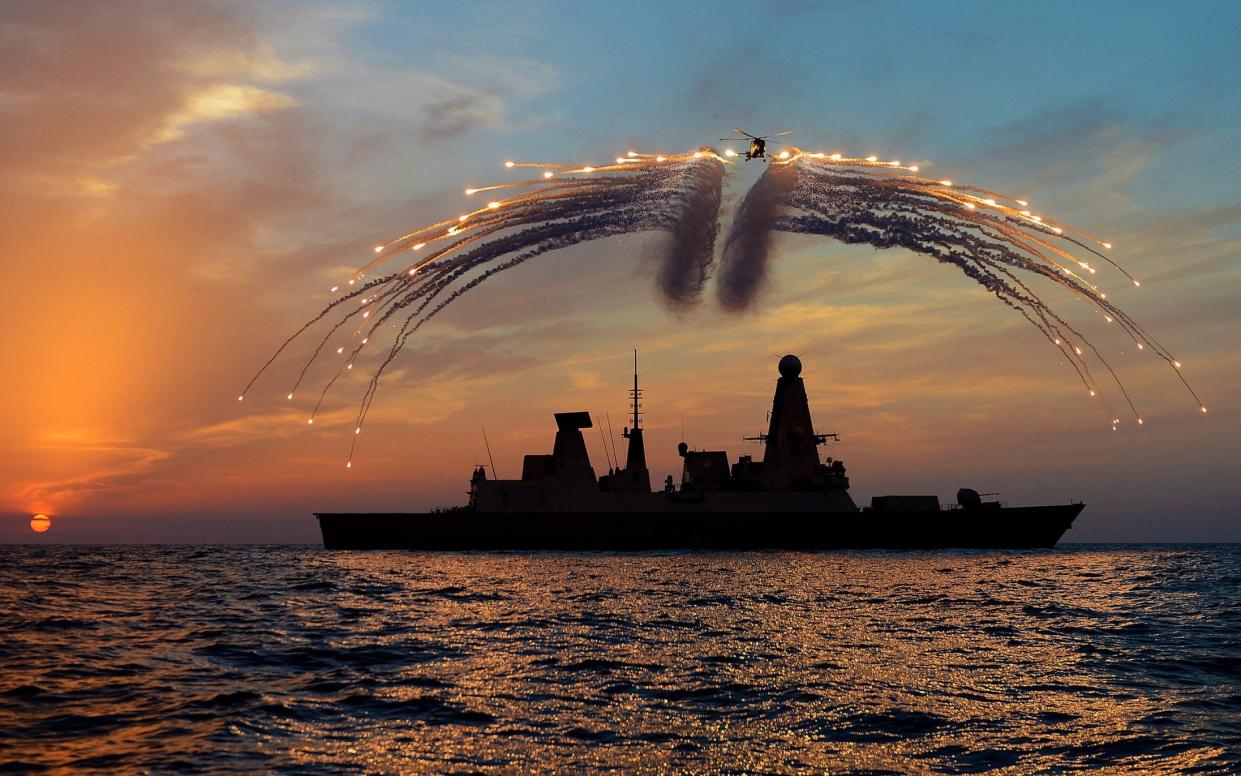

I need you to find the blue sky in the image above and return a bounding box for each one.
[341,0,1241,198]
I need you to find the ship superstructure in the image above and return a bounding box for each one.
[468,353,855,514]
[317,355,1083,549]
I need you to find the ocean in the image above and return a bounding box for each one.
[2,545,1238,773]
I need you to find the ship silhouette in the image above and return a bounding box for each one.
[317,354,1083,549]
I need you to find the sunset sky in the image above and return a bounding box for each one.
[3,0,1239,543]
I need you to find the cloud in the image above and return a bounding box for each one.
[418,89,505,140]
[959,99,1189,209]
[328,57,558,144]
[16,428,172,509]
[150,83,297,145]
[0,0,310,197]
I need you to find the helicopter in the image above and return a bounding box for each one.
[719,128,793,161]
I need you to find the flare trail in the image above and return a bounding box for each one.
[719,148,1204,429]
[239,149,729,466]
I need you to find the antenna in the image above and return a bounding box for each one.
[630,349,641,430]
[595,414,614,470]
[605,412,620,467]
[481,426,498,479]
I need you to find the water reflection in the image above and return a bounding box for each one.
[1,546,1237,772]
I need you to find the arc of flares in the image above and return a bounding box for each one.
[718,147,1204,429]
[240,148,730,466]
[241,142,1206,467]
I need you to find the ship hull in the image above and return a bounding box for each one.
[316,503,1083,550]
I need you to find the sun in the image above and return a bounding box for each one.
[30,514,51,533]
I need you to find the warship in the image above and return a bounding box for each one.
[317,354,1083,550]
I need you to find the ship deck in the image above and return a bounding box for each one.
[316,503,1083,551]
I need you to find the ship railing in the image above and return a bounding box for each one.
[941,501,1009,511]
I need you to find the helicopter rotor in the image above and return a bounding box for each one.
[721,129,793,142]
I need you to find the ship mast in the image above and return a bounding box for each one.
[616,349,651,492]
[630,349,641,430]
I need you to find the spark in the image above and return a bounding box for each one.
[240,145,728,461]
[241,141,1204,463]
[741,144,1206,425]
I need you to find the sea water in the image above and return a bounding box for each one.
[2,545,1239,772]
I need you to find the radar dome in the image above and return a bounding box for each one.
[778,354,802,378]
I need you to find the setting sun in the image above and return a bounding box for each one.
[30,513,52,533]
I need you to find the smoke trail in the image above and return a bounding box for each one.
[656,159,725,308]
[716,162,796,311]
[753,148,1205,426]
[240,148,732,464]
[242,141,1206,465]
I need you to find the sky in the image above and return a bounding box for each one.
[2,0,1239,543]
